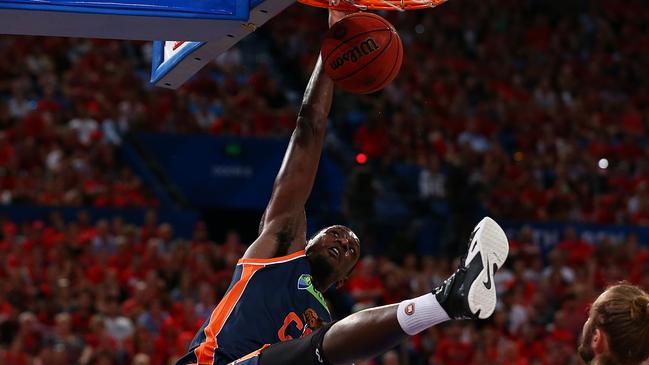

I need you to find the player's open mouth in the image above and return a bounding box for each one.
[328,247,340,259]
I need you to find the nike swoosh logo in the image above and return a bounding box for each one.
[483,257,496,290]
[469,227,480,252]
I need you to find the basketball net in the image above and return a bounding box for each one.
[299,0,447,11]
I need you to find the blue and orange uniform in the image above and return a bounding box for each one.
[176,250,331,365]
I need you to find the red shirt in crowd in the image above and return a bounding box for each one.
[435,337,474,365]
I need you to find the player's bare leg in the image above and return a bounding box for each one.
[321,217,509,364]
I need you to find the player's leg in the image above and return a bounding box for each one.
[229,314,401,365]
[321,216,509,364]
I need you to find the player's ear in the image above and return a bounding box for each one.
[592,328,609,355]
[335,277,348,289]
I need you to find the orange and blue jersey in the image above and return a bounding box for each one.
[176,250,331,365]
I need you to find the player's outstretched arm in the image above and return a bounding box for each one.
[243,11,347,260]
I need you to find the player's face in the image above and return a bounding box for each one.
[306,225,360,285]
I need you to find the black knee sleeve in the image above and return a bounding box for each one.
[258,322,335,365]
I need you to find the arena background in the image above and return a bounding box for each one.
[1,0,649,364]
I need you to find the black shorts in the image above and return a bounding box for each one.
[230,322,335,365]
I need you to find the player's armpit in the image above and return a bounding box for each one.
[244,211,307,259]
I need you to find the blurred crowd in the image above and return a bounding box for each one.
[0,38,160,207]
[1,215,648,365]
[0,212,246,365]
[2,0,649,364]
[0,26,304,208]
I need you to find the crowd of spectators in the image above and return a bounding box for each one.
[1,215,648,365]
[0,37,161,207]
[0,212,245,365]
[0,28,303,207]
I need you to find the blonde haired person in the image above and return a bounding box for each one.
[578,283,649,365]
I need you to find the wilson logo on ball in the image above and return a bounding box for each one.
[322,13,403,94]
[329,38,380,70]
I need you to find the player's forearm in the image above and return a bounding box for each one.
[260,56,334,228]
[295,56,334,141]
[271,57,332,199]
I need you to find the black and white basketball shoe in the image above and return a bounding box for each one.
[434,217,509,320]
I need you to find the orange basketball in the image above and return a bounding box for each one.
[322,12,403,94]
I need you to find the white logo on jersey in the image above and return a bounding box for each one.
[316,349,323,363]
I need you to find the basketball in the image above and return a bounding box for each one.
[322,12,403,94]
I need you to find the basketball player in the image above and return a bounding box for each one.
[578,283,649,365]
[176,10,509,365]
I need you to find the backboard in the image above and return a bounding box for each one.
[0,0,296,88]
[150,0,294,89]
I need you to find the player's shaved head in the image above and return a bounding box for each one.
[305,225,360,292]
